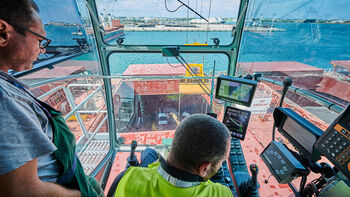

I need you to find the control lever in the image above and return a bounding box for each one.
[250,164,258,187]
[238,164,260,197]
[126,140,139,168]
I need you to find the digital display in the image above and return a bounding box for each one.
[215,75,257,107]
[282,117,316,154]
[223,106,251,140]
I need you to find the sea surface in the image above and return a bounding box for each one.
[45,22,350,75]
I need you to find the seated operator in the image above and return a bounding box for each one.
[113,114,233,197]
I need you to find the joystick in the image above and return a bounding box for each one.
[250,164,258,187]
[238,164,260,196]
[126,140,139,168]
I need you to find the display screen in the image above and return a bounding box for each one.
[282,117,316,154]
[215,76,257,107]
[223,106,251,140]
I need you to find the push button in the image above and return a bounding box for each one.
[337,157,343,164]
[345,150,350,157]
[341,129,348,135]
[341,154,348,161]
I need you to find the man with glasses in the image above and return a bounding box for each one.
[21,27,52,49]
[0,1,102,196]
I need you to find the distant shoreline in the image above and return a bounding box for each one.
[124,24,286,32]
[45,19,350,28]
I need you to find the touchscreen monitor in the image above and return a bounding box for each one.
[215,75,257,107]
[223,106,251,140]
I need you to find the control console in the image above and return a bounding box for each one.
[316,104,350,179]
[261,141,309,183]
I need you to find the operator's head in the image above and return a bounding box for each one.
[168,114,231,180]
[0,0,47,73]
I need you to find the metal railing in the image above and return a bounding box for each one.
[258,77,344,114]
[36,82,106,139]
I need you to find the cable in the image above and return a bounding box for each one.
[175,56,211,96]
[176,0,209,23]
[303,182,319,196]
[178,55,211,93]
[186,0,189,45]
[164,0,184,13]
[299,176,307,196]
[166,57,181,67]
[264,174,273,184]
[206,0,212,43]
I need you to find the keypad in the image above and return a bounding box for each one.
[319,127,350,166]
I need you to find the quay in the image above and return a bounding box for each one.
[124,24,286,32]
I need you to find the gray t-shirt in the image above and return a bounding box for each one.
[0,71,61,182]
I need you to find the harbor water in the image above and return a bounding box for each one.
[45,22,350,74]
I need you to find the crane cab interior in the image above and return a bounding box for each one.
[11,0,350,196]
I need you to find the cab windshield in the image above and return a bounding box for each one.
[14,0,350,196]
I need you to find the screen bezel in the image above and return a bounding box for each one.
[274,107,323,162]
[281,117,317,155]
[215,75,257,107]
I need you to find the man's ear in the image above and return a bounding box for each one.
[0,19,11,47]
[198,161,211,178]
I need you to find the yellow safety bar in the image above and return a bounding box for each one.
[184,42,209,46]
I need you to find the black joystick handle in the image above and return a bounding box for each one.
[130,140,137,158]
[250,164,259,187]
[126,140,139,168]
[238,164,260,197]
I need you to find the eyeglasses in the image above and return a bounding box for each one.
[26,29,52,49]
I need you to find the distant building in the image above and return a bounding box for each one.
[190,17,225,24]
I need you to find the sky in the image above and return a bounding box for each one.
[36,0,81,24]
[35,0,350,24]
[246,0,350,20]
[96,0,240,18]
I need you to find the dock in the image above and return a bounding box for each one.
[124,24,286,32]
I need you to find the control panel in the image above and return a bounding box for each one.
[261,141,309,183]
[230,138,249,173]
[210,137,250,196]
[316,105,350,179]
[211,160,238,197]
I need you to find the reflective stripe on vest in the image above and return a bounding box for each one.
[115,162,234,197]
